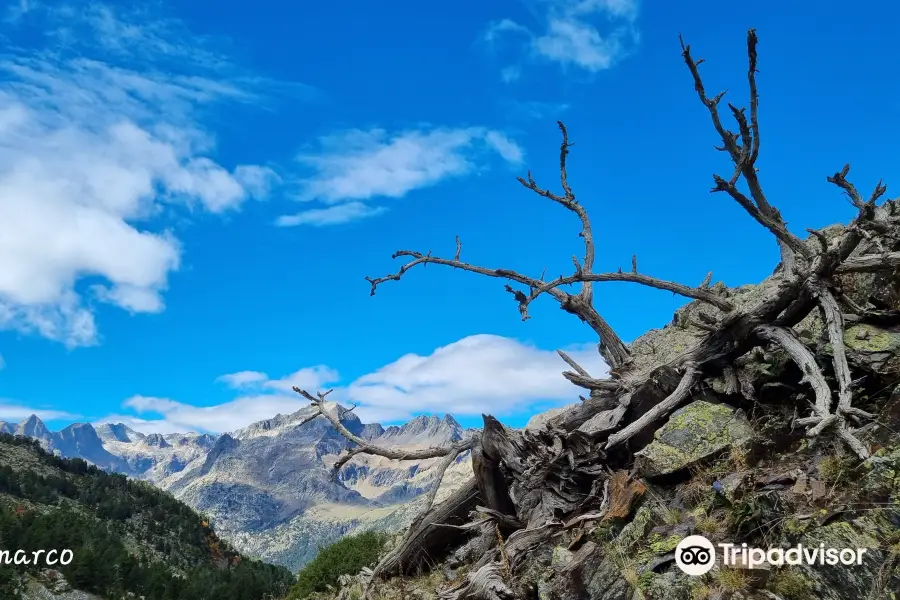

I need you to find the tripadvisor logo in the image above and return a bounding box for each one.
[675,535,869,576]
[675,535,716,576]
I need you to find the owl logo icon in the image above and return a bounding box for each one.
[675,535,716,576]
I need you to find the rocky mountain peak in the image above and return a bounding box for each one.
[199,433,239,475]
[16,414,51,441]
[95,422,143,443]
[52,422,130,473]
[360,422,385,440]
[377,413,463,447]
[145,433,170,448]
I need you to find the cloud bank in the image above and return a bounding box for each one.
[96,334,609,433]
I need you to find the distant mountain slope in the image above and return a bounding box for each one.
[0,433,295,600]
[0,405,475,572]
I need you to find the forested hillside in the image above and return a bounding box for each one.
[0,433,295,600]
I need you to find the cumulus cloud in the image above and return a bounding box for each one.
[483,0,639,77]
[347,335,608,422]
[100,335,608,433]
[277,127,523,227]
[0,4,279,346]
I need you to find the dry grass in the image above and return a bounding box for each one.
[661,506,685,526]
[695,514,725,536]
[712,567,750,593]
[767,568,813,600]
[681,446,751,507]
[817,454,853,487]
[728,446,751,471]
[689,581,714,600]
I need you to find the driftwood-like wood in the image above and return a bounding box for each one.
[287,28,900,600]
[472,443,516,521]
[375,478,481,578]
[605,364,700,449]
[437,562,516,600]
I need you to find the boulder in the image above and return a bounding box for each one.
[635,400,753,477]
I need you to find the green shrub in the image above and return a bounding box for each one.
[289,531,388,599]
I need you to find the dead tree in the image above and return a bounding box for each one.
[292,29,900,599]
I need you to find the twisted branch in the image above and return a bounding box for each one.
[292,388,475,470]
[754,325,868,458]
[681,29,809,269]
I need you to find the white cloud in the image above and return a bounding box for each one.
[0,353,5,370]
[348,335,608,421]
[262,366,341,393]
[0,401,78,422]
[216,366,339,392]
[103,394,308,434]
[276,201,387,227]
[110,365,341,433]
[484,131,525,163]
[278,126,523,226]
[216,370,270,388]
[72,4,231,71]
[484,18,531,43]
[0,5,279,346]
[483,0,639,76]
[100,335,608,433]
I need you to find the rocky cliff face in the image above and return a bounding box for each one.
[0,405,473,572]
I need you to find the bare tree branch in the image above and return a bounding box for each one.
[827,164,870,211]
[680,29,809,269]
[754,324,868,459]
[292,388,475,468]
[420,444,470,515]
[836,252,900,273]
[557,349,590,377]
[561,371,622,392]
[524,269,735,312]
[709,176,810,259]
[806,278,854,413]
[604,363,700,449]
[365,248,630,369]
[755,325,830,416]
[368,249,732,319]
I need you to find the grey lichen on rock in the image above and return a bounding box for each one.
[861,446,900,502]
[794,515,900,600]
[635,400,753,477]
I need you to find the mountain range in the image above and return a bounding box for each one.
[0,405,475,572]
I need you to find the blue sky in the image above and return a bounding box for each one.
[0,0,897,433]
